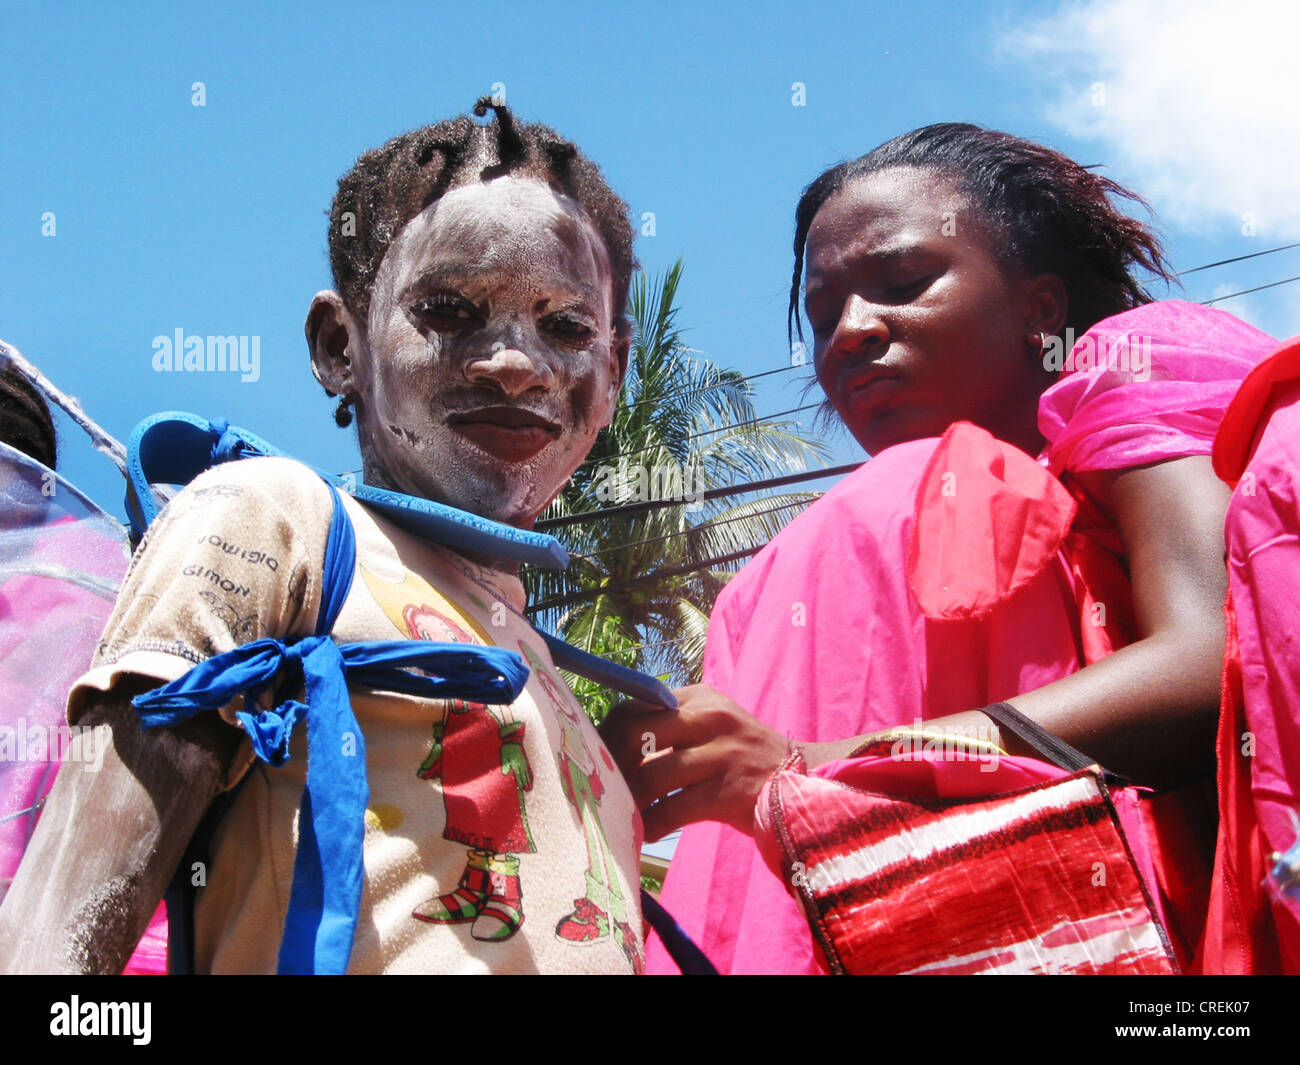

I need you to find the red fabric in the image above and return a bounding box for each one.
[908,423,1077,620]
[757,754,1176,974]
[1198,597,1283,973]
[1200,334,1300,973]
[436,706,534,854]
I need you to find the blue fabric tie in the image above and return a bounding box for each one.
[132,484,530,974]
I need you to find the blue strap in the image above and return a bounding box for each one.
[125,412,569,568]
[134,485,529,973]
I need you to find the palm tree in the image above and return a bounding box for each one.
[524,260,829,722]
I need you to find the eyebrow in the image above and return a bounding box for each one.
[804,240,934,293]
[402,266,602,304]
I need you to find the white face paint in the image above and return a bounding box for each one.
[355,176,623,527]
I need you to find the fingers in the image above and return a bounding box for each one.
[622,744,717,813]
[641,776,743,842]
[599,703,692,777]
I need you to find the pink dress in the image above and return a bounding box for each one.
[1201,334,1300,973]
[648,301,1276,975]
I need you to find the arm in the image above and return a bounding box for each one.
[603,455,1229,841]
[0,681,240,973]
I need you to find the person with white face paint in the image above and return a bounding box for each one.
[0,100,647,974]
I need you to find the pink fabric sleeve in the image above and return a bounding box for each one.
[1039,300,1276,475]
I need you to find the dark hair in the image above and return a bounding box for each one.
[0,363,57,469]
[788,122,1177,345]
[329,97,636,338]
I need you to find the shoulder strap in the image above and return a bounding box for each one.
[165,484,357,974]
[982,701,1129,786]
[126,411,568,568]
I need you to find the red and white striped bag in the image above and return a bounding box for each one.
[754,707,1177,975]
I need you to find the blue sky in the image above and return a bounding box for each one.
[3,0,1298,512]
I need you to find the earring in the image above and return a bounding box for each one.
[334,394,355,428]
[1030,332,1049,360]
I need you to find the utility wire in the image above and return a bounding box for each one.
[621,364,802,412]
[572,497,812,560]
[537,461,863,530]
[1201,274,1300,306]
[575,402,821,472]
[526,543,767,615]
[1177,241,1300,277]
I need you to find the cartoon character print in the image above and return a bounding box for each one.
[361,565,534,943]
[517,640,643,973]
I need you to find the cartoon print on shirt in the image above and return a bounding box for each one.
[361,564,534,942]
[197,589,261,641]
[516,640,642,973]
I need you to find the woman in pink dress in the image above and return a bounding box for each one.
[602,124,1278,974]
[1201,334,1300,973]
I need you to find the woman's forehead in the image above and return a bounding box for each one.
[811,168,966,247]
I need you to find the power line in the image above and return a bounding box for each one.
[1201,274,1300,306]
[558,633,695,663]
[573,497,812,560]
[1177,241,1300,277]
[621,364,803,412]
[537,461,863,530]
[526,543,767,615]
[575,403,821,472]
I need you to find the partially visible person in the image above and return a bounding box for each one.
[0,100,647,974]
[0,359,168,973]
[0,360,57,469]
[1201,334,1300,973]
[603,125,1277,974]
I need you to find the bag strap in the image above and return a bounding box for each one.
[981,700,1129,786]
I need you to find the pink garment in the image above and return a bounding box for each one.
[0,446,168,974]
[649,301,1276,975]
[1202,336,1300,971]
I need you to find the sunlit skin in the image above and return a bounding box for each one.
[804,167,1061,459]
[308,175,628,532]
[603,167,1231,843]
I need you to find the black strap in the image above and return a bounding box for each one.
[641,889,717,974]
[981,701,1129,786]
[163,774,251,974]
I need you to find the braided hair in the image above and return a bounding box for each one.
[329,97,636,338]
[788,123,1177,346]
[0,363,57,469]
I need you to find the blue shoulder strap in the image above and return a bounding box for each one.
[126,412,569,569]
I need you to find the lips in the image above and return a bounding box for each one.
[836,369,900,417]
[447,405,562,462]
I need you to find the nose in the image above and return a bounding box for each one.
[826,294,889,363]
[465,339,556,398]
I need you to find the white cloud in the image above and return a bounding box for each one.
[1004,0,1300,239]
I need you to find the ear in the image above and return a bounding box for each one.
[306,290,369,397]
[1022,273,1069,338]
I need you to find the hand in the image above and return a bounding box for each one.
[417,719,446,780]
[499,720,533,791]
[599,684,791,842]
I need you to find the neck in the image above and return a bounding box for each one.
[362,458,532,578]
